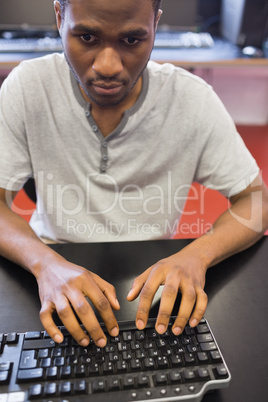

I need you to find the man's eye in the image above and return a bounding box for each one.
[123,37,139,45]
[80,34,97,43]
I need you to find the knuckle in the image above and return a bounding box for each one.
[137,306,150,317]
[177,314,189,326]
[76,300,90,315]
[57,304,71,320]
[184,287,197,302]
[39,302,53,318]
[162,283,177,297]
[96,296,110,311]
[200,290,208,303]
[140,286,154,300]
[158,311,171,320]
[194,307,206,318]
[88,325,102,337]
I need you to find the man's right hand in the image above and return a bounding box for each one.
[0,188,120,348]
[35,256,120,347]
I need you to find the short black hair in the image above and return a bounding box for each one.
[57,0,162,19]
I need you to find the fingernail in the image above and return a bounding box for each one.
[115,298,120,308]
[136,319,144,329]
[54,334,63,343]
[190,319,198,327]
[173,326,182,336]
[127,289,134,298]
[80,338,90,347]
[111,327,119,337]
[157,324,166,334]
[97,338,106,348]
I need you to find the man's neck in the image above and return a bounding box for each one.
[80,77,142,137]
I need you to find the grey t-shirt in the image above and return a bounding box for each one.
[0,53,259,242]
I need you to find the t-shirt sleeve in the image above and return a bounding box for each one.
[0,66,33,192]
[193,87,259,198]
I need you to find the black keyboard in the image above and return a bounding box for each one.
[154,31,214,49]
[0,37,62,53]
[0,317,231,402]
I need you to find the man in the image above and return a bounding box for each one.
[0,0,268,348]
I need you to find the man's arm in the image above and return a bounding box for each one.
[127,173,268,335]
[0,188,120,347]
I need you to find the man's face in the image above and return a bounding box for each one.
[55,0,160,108]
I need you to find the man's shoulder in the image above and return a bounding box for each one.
[19,52,66,73]
[147,60,209,86]
[6,53,66,85]
[146,60,211,95]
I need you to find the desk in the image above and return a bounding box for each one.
[0,237,267,401]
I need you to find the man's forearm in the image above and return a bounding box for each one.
[0,199,62,276]
[185,177,268,270]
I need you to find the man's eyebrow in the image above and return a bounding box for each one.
[71,24,101,34]
[71,24,148,37]
[120,28,149,37]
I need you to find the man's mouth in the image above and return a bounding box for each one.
[91,82,124,96]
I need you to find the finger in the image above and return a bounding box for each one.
[39,300,64,344]
[91,273,120,311]
[83,290,119,340]
[53,295,92,346]
[155,278,179,334]
[189,288,208,327]
[172,285,197,336]
[127,269,152,301]
[135,269,162,330]
[82,276,120,339]
[40,299,90,346]
[67,290,109,347]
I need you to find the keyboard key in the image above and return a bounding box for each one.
[214,365,229,378]
[17,368,43,382]
[123,376,135,388]
[197,333,213,343]
[23,339,56,350]
[59,381,72,395]
[196,324,209,334]
[92,379,106,393]
[0,362,11,371]
[40,358,51,368]
[46,366,58,380]
[137,374,149,388]
[37,349,49,359]
[210,350,222,362]
[170,370,182,383]
[109,377,121,390]
[6,332,18,344]
[184,368,196,382]
[44,382,57,396]
[154,372,168,385]
[28,384,42,399]
[19,351,37,369]
[60,365,72,379]
[0,371,9,385]
[197,352,209,363]
[74,379,87,394]
[200,342,217,352]
[198,367,211,380]
[74,364,86,377]
[25,332,41,340]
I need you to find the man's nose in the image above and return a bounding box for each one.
[92,47,123,77]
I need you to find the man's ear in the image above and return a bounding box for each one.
[154,9,163,31]
[54,1,63,35]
